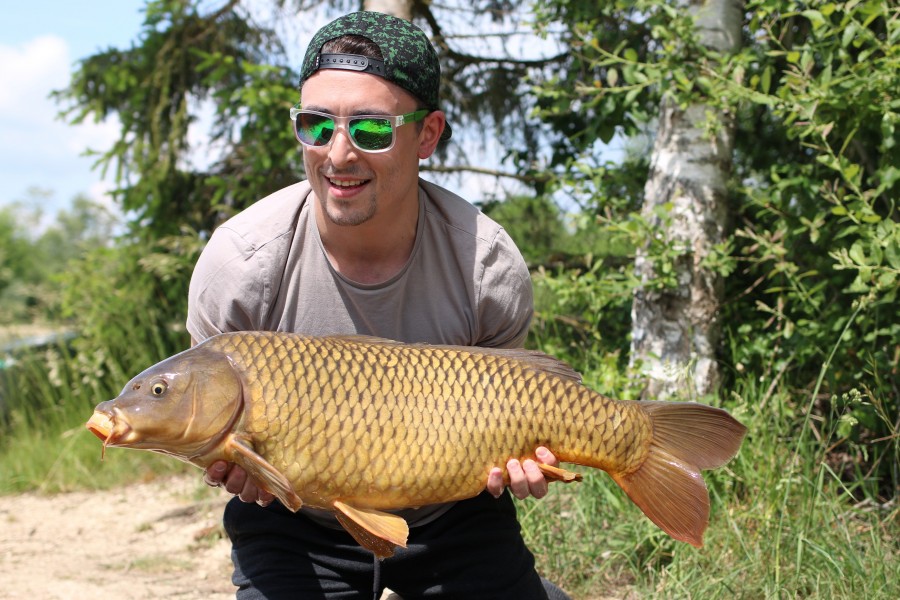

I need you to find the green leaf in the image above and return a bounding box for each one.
[848,241,867,265]
[885,240,900,270]
[877,271,897,290]
[837,413,858,439]
[802,10,827,30]
[607,68,619,87]
[842,22,858,48]
[761,66,773,93]
[624,86,642,105]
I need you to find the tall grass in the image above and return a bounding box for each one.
[0,320,190,494]
[517,359,899,598]
[518,378,898,598]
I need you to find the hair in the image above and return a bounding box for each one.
[321,35,384,60]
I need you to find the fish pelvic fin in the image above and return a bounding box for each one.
[612,402,747,548]
[332,501,409,559]
[226,435,303,512]
[537,463,583,483]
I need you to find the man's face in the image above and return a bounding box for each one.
[299,69,441,228]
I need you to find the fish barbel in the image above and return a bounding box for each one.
[86,331,746,558]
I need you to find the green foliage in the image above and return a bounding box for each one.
[531,0,898,494]
[519,3,900,592]
[529,257,635,385]
[530,0,683,156]
[722,1,899,458]
[0,193,119,323]
[0,337,189,494]
[0,204,39,314]
[57,241,192,370]
[479,195,569,265]
[54,0,302,239]
[0,235,194,492]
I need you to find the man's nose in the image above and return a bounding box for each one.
[327,126,359,166]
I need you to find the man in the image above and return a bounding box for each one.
[188,11,567,599]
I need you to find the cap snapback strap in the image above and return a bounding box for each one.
[315,53,386,77]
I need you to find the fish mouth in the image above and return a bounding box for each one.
[86,410,133,458]
[86,411,115,441]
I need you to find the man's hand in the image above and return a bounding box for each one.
[486,447,559,500]
[204,461,275,507]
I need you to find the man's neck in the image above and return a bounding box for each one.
[315,194,419,285]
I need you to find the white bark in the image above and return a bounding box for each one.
[629,0,743,399]
[364,0,414,20]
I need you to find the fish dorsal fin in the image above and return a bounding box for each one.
[439,345,583,384]
[331,334,405,346]
[331,336,582,384]
[332,500,409,559]
[226,435,303,512]
[502,348,583,383]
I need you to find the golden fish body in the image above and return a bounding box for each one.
[218,333,647,509]
[87,331,746,558]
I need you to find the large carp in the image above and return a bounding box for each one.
[86,331,746,558]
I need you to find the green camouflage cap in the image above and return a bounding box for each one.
[299,11,451,141]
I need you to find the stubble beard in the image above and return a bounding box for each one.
[321,194,377,227]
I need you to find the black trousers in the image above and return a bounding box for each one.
[224,490,567,599]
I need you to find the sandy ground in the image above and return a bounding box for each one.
[0,475,614,600]
[0,475,235,599]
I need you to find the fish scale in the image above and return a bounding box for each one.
[204,332,649,509]
[86,330,747,558]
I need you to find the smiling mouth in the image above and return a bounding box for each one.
[328,177,368,188]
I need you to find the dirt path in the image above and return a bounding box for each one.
[0,475,235,599]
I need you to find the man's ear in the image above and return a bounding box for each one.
[418,111,446,159]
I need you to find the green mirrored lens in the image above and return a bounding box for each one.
[349,118,393,150]
[297,113,334,146]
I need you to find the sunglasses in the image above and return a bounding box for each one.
[290,105,430,153]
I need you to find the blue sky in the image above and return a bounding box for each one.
[0,1,147,216]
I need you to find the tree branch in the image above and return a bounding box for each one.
[414,0,568,68]
[421,164,549,183]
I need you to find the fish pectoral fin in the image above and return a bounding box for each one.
[332,500,409,560]
[226,436,303,512]
[537,463,583,483]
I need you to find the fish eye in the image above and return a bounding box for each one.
[150,381,168,396]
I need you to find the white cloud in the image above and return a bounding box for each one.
[0,35,120,210]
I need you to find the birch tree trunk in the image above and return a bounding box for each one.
[629,0,743,399]
[364,0,413,20]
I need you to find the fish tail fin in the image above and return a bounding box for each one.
[610,402,746,547]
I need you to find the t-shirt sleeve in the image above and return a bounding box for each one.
[476,228,534,349]
[186,226,269,342]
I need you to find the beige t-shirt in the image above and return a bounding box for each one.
[186,177,533,526]
[187,178,532,346]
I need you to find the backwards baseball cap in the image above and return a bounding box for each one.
[299,11,451,141]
